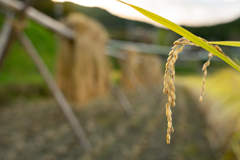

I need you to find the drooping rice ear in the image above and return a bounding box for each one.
[199,53,214,103]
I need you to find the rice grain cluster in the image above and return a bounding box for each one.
[163,38,189,144]
[163,37,223,144]
[199,52,213,102]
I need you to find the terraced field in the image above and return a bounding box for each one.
[0,85,221,160]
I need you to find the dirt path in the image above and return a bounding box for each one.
[0,85,220,160]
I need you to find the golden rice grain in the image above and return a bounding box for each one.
[169,50,174,55]
[172,57,176,63]
[215,45,222,52]
[202,64,207,71]
[172,101,176,107]
[204,70,207,77]
[167,57,172,61]
[171,45,178,50]
[165,103,170,109]
[174,40,180,45]
[167,139,170,144]
[169,79,173,86]
[199,95,203,103]
[167,128,171,134]
[169,110,172,116]
[167,116,172,122]
[208,53,213,58]
[168,96,172,103]
[172,93,176,100]
[166,110,169,117]
[166,133,171,140]
[163,88,166,94]
[202,78,206,84]
[168,121,172,128]
[165,62,169,68]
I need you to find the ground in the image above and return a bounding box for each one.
[0,85,222,160]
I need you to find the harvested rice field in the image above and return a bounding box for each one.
[0,85,221,160]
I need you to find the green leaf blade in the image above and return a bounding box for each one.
[210,41,240,47]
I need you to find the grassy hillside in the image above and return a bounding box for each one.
[0,14,59,103]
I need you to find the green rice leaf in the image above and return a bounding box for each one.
[117,0,240,72]
[209,41,240,47]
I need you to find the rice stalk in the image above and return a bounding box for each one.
[163,37,224,144]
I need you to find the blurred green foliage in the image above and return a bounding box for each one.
[185,21,240,41]
[0,15,58,86]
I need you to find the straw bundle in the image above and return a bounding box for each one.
[118,45,141,90]
[119,45,163,89]
[56,13,111,104]
[138,55,163,85]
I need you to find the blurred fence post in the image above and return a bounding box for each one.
[0,16,13,64]
[54,2,64,20]
[0,0,34,68]
[18,32,92,152]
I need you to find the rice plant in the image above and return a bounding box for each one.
[117,0,240,144]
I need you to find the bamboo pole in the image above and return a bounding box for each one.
[18,32,91,152]
[0,16,13,62]
[0,0,33,67]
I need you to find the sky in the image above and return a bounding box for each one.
[52,0,240,27]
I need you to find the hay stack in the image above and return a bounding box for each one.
[119,45,141,89]
[119,45,163,89]
[138,55,163,85]
[56,13,111,104]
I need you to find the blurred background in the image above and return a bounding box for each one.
[0,0,240,159]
